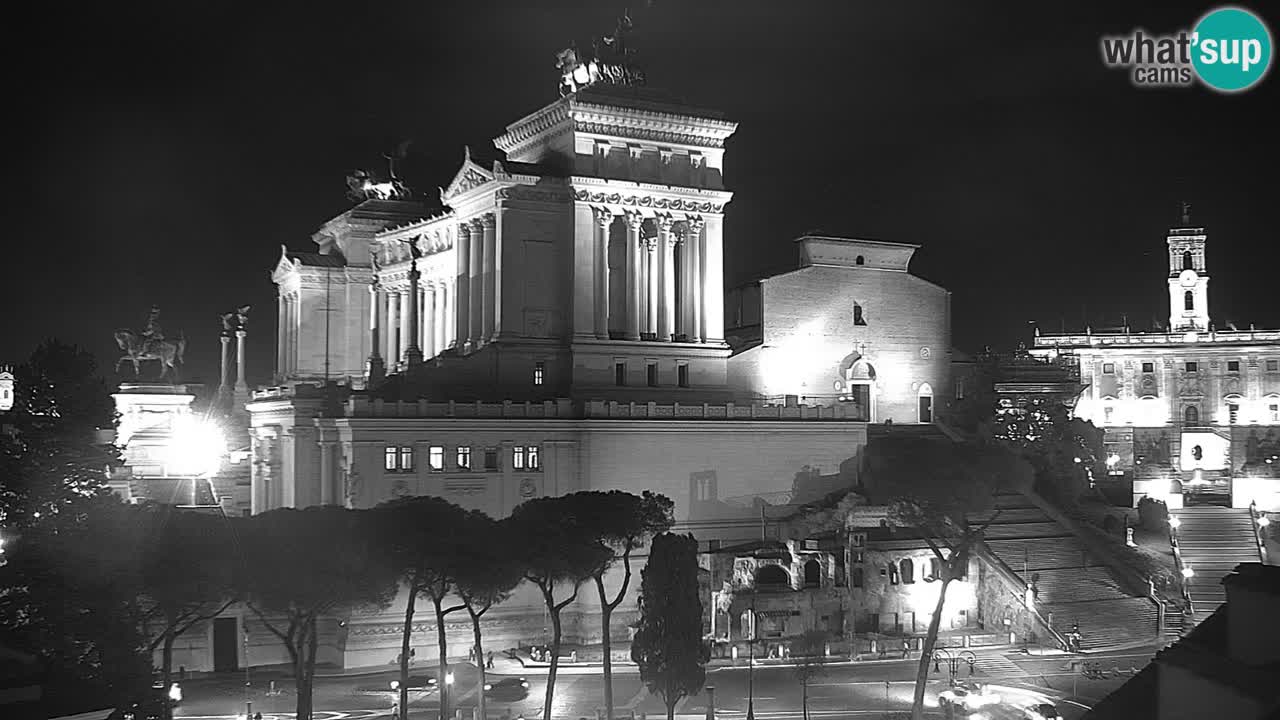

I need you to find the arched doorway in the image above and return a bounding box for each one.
[1184,405,1199,426]
[755,564,789,588]
[803,559,821,587]
[917,382,934,423]
[836,351,876,421]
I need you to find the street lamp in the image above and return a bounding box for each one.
[1258,516,1271,528]
[931,648,976,686]
[1168,516,1182,530]
[1182,565,1195,579]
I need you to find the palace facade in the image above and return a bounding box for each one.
[1031,218,1280,510]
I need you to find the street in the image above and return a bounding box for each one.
[171,645,1158,720]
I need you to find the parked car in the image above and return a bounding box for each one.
[483,676,530,701]
[1023,702,1061,719]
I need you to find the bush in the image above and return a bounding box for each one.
[1137,498,1169,531]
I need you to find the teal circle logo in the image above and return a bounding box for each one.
[1192,7,1272,92]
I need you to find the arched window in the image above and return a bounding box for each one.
[1184,405,1199,425]
[803,559,821,587]
[755,564,789,588]
[899,558,915,584]
[855,255,865,266]
[1183,251,1193,271]
[853,304,867,326]
[852,567,864,588]
[1184,291,1194,311]
[926,557,942,582]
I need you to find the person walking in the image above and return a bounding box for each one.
[486,650,495,669]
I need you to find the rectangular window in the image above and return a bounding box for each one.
[428,446,445,471]
[385,446,397,471]
[1227,360,1240,372]
[398,446,414,472]
[1142,362,1154,373]
[1102,363,1115,374]
[1270,404,1279,423]
[1186,361,1198,373]
[647,362,658,387]
[527,445,540,470]
[678,364,690,388]
[513,446,525,470]
[456,446,471,470]
[955,379,965,400]
[533,361,545,386]
[1268,360,1279,372]
[615,362,627,386]
[1104,406,1114,423]
[484,449,499,471]
[1228,403,1239,425]
[385,446,413,472]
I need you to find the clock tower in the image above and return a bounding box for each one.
[1167,206,1209,332]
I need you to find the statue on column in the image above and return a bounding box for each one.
[115,306,186,382]
[219,305,251,336]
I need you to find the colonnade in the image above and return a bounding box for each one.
[277,290,300,376]
[593,209,708,343]
[369,278,456,368]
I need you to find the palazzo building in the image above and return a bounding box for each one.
[203,66,956,672]
[1031,216,1280,510]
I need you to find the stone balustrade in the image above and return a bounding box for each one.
[331,396,863,420]
[1035,329,1280,347]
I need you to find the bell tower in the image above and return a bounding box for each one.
[1167,203,1209,332]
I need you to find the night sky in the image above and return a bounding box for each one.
[4,1,1278,392]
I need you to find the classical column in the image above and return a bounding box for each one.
[367,284,384,385]
[404,258,423,368]
[658,215,676,341]
[276,294,287,380]
[219,333,232,405]
[593,208,612,339]
[455,223,471,350]
[235,329,248,396]
[387,290,401,367]
[434,283,446,353]
[445,279,455,349]
[479,214,496,344]
[468,218,484,348]
[646,236,659,338]
[625,212,642,341]
[687,217,705,343]
[318,439,335,506]
[422,283,434,359]
[399,288,413,366]
[286,294,297,374]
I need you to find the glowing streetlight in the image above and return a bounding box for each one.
[1181,566,1195,579]
[1168,516,1182,530]
[1258,516,1271,528]
[389,680,400,691]
[445,671,454,686]
[168,415,225,477]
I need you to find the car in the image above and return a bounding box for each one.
[483,676,531,701]
[107,690,169,720]
[1022,703,1061,719]
[937,681,1001,711]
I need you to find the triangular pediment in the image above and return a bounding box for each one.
[440,147,495,203]
[272,245,298,283]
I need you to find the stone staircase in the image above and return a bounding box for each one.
[977,493,1159,650]
[1171,506,1262,623]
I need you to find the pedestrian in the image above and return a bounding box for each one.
[901,639,910,659]
[487,650,495,669]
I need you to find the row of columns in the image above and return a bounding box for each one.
[277,291,300,376]
[593,209,707,342]
[369,279,456,368]
[456,213,498,352]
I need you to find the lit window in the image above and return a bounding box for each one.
[514,446,525,469]
[615,362,627,386]
[955,379,965,400]
[1227,360,1240,372]
[1103,406,1114,423]
[1142,362,1154,373]
[385,446,397,471]
[1268,360,1279,372]
[428,446,444,471]
[527,445,540,470]
[678,364,690,388]
[1270,404,1279,422]
[385,446,414,473]
[398,446,414,472]
[1228,403,1239,425]
[456,446,471,470]
[484,449,499,471]
[1185,362,1198,373]
[533,361,545,386]
[1103,363,1115,375]
[647,362,658,387]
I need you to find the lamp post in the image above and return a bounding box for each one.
[931,648,976,686]
[746,595,757,720]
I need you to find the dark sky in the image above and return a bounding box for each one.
[4,1,1277,391]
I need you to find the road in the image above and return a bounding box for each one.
[172,646,1158,720]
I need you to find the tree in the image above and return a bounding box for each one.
[0,494,152,716]
[241,506,398,720]
[568,490,674,720]
[374,496,471,720]
[631,533,710,720]
[508,495,610,720]
[995,400,1103,504]
[454,512,524,720]
[0,339,118,528]
[791,630,828,720]
[137,506,238,718]
[863,435,1032,720]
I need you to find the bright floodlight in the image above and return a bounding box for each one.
[390,680,400,690]
[1258,516,1271,528]
[445,671,454,685]
[1106,453,1120,467]
[168,415,225,476]
[1182,566,1195,579]
[1168,516,1182,529]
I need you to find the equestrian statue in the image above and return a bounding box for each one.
[115,305,186,381]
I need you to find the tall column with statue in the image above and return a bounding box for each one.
[402,239,423,368]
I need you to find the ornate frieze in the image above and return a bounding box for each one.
[495,186,572,204]
[573,120,727,148]
[573,189,724,214]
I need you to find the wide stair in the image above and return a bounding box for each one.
[977,493,1159,650]
[1171,506,1262,623]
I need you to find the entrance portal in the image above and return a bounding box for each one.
[212,617,239,672]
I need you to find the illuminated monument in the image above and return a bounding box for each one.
[234,22,957,671]
[1032,207,1280,510]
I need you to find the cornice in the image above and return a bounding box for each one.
[494,101,573,155]
[570,185,729,215]
[568,100,738,149]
